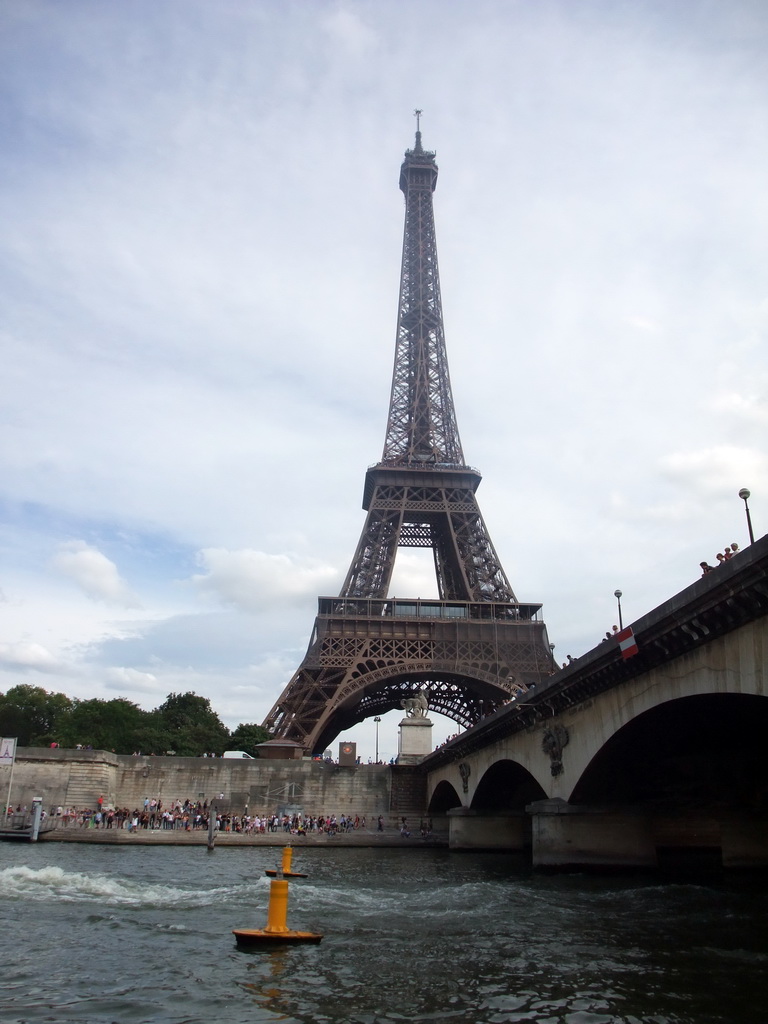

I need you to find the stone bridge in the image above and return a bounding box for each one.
[422,535,768,870]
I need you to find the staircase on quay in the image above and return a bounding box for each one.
[64,760,113,810]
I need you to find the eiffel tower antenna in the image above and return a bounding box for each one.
[263,125,554,755]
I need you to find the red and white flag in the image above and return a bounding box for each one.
[616,626,639,659]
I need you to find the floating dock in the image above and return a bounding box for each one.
[0,799,48,842]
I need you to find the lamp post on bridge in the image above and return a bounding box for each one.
[374,716,381,763]
[614,590,623,631]
[739,488,755,545]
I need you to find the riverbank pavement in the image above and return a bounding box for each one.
[39,824,448,848]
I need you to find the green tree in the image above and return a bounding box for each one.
[0,684,72,746]
[131,710,175,756]
[228,723,269,757]
[55,697,155,754]
[154,692,229,756]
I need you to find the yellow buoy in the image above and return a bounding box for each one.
[233,848,322,947]
[265,844,308,878]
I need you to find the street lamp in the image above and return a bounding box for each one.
[739,488,755,545]
[614,590,623,631]
[374,716,381,763]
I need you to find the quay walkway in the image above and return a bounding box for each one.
[40,825,447,848]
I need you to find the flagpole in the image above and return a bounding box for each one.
[2,738,17,818]
[4,762,13,818]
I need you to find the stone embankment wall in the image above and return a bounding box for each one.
[4,748,424,823]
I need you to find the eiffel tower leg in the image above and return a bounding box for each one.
[445,504,516,603]
[263,664,349,753]
[340,506,402,600]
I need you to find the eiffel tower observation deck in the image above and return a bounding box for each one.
[263,117,555,756]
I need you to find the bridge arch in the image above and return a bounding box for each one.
[428,779,462,814]
[314,667,520,754]
[470,759,546,811]
[569,692,768,812]
[426,752,550,814]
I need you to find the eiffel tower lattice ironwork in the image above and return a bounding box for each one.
[263,122,554,756]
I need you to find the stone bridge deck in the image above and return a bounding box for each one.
[425,533,768,768]
[421,535,768,870]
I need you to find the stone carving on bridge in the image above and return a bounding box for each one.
[458,762,471,793]
[542,724,569,777]
[401,688,429,718]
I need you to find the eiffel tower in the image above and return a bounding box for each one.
[263,117,554,755]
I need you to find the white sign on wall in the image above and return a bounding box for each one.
[0,738,17,767]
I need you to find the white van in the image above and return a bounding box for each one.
[222,750,255,759]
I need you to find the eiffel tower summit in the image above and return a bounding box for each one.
[263,116,555,757]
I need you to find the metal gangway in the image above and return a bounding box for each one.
[0,797,46,842]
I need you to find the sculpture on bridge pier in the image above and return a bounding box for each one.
[401,689,430,718]
[542,725,569,777]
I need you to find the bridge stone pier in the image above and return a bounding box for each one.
[424,536,768,870]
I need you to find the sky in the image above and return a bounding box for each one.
[1,0,766,762]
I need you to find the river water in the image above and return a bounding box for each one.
[0,841,765,1024]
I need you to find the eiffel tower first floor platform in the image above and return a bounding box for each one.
[262,596,556,756]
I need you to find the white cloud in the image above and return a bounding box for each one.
[625,315,663,335]
[0,641,62,674]
[387,551,441,599]
[51,542,142,609]
[658,446,767,494]
[103,666,158,693]
[189,549,341,613]
[321,4,378,57]
[712,391,768,425]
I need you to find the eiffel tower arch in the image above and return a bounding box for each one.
[263,119,555,755]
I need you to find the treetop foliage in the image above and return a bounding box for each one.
[0,685,268,757]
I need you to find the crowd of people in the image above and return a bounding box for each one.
[700,542,740,576]
[38,800,392,835]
